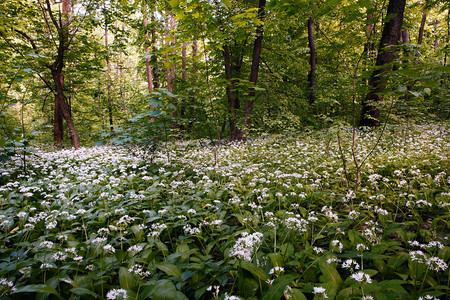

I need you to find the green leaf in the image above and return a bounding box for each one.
[151,280,188,300]
[14,284,64,300]
[262,274,297,300]
[408,91,421,97]
[319,262,342,284]
[396,86,407,93]
[222,0,232,7]
[287,288,307,300]
[156,262,182,277]
[240,261,270,282]
[119,267,135,290]
[69,287,100,298]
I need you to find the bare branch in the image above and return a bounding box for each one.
[14,29,38,54]
[45,0,60,31]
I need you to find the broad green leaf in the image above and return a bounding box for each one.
[119,267,135,290]
[240,261,270,282]
[287,288,307,300]
[70,287,100,298]
[151,280,188,300]
[319,262,342,284]
[156,261,182,277]
[14,284,64,300]
[262,274,297,300]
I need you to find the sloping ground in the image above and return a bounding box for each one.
[0,125,448,299]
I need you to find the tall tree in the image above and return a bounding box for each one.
[307,16,317,104]
[243,0,267,133]
[104,8,114,132]
[359,0,407,127]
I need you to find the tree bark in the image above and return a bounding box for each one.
[243,0,266,133]
[50,0,80,149]
[104,18,114,132]
[144,15,154,92]
[359,0,406,127]
[307,16,316,104]
[418,11,427,45]
[223,44,241,140]
[182,43,187,80]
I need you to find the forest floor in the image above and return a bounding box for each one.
[0,124,449,300]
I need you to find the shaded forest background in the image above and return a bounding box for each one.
[0,0,449,150]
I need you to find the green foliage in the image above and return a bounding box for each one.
[0,125,448,299]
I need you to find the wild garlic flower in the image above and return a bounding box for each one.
[312,287,328,299]
[269,266,284,275]
[224,293,241,300]
[206,285,220,298]
[342,259,360,273]
[409,250,427,263]
[426,257,448,272]
[103,244,115,254]
[284,217,308,232]
[39,241,54,249]
[418,295,439,300]
[351,271,372,284]
[106,288,128,300]
[230,232,263,261]
[128,264,151,278]
[183,224,201,235]
[331,240,343,253]
[0,278,16,296]
[128,245,143,254]
[356,244,369,252]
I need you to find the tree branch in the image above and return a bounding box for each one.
[45,0,60,31]
[14,29,39,54]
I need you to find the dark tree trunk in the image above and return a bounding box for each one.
[182,43,187,80]
[223,44,242,141]
[434,20,439,51]
[360,0,406,127]
[307,16,316,104]
[418,11,427,45]
[151,13,159,89]
[49,0,80,149]
[104,19,114,131]
[243,0,266,133]
[144,15,154,92]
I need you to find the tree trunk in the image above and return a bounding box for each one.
[104,19,114,132]
[243,0,266,134]
[418,11,427,45]
[307,16,316,104]
[434,20,439,51]
[223,44,241,140]
[359,0,406,127]
[182,43,187,80]
[144,15,154,92]
[49,0,80,149]
[151,12,159,88]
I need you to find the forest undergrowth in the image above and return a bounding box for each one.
[0,124,449,300]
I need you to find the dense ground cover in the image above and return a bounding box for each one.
[0,125,449,300]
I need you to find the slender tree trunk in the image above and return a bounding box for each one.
[360,0,406,127]
[243,0,266,133]
[182,43,187,80]
[445,10,449,66]
[144,15,154,92]
[307,16,316,104]
[418,11,427,45]
[151,12,159,88]
[104,19,114,132]
[223,44,240,140]
[434,20,439,51]
[50,0,80,149]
